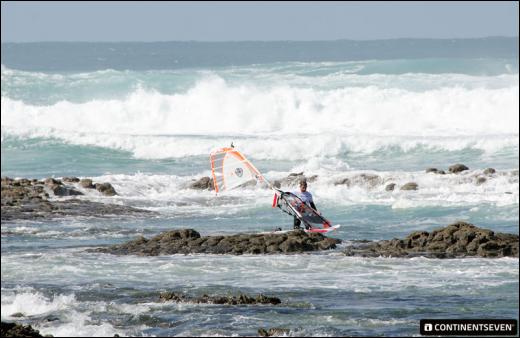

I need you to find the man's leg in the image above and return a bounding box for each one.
[293,217,301,229]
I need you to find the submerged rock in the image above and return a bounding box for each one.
[344,221,518,258]
[50,185,83,196]
[448,163,469,173]
[258,327,290,337]
[385,183,396,191]
[91,229,341,256]
[1,321,49,337]
[44,178,62,186]
[400,182,418,190]
[188,176,214,190]
[483,168,496,175]
[159,292,281,305]
[475,176,487,185]
[62,177,80,183]
[95,182,117,196]
[425,168,446,175]
[79,178,95,189]
[334,174,382,188]
[279,172,318,187]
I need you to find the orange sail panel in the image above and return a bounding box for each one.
[210,147,264,192]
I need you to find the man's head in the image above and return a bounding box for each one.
[299,179,307,192]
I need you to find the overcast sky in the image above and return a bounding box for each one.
[1,1,518,42]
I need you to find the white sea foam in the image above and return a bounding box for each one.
[77,169,519,212]
[0,289,134,337]
[1,75,518,159]
[2,77,518,135]
[1,290,76,317]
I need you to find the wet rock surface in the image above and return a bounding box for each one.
[159,292,281,305]
[1,321,49,337]
[91,229,341,255]
[400,182,418,190]
[1,177,150,221]
[280,172,318,186]
[258,327,291,337]
[187,176,214,190]
[448,163,469,173]
[483,167,496,175]
[95,182,117,196]
[425,168,446,174]
[344,221,519,258]
[334,173,382,188]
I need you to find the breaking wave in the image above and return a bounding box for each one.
[2,75,518,159]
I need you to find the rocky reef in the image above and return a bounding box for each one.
[1,322,49,338]
[185,165,516,194]
[159,292,281,305]
[90,228,341,255]
[258,327,291,336]
[344,221,519,258]
[1,176,151,221]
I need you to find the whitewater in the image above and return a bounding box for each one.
[1,40,518,336]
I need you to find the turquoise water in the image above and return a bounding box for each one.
[1,40,518,336]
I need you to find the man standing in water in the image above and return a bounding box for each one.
[293,179,318,230]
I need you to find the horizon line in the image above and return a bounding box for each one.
[2,36,519,44]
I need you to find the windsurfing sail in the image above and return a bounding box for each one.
[273,191,337,232]
[210,147,267,193]
[210,147,339,233]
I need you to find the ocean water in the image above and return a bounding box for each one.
[1,39,519,336]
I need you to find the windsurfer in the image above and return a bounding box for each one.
[293,179,317,230]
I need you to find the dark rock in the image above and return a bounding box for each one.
[62,177,80,183]
[51,185,84,196]
[335,174,381,188]
[79,178,94,189]
[385,183,396,191]
[475,176,487,185]
[9,312,25,318]
[92,229,341,256]
[483,168,496,175]
[334,178,351,186]
[18,178,32,186]
[426,168,439,173]
[400,182,418,190]
[343,221,518,258]
[280,172,318,187]
[44,178,62,186]
[2,177,152,222]
[258,328,290,337]
[95,182,117,196]
[279,238,303,253]
[449,164,469,173]
[359,174,382,187]
[159,292,281,306]
[258,328,269,337]
[1,321,48,337]
[189,176,214,190]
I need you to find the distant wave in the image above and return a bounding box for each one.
[2,75,518,159]
[2,76,518,135]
